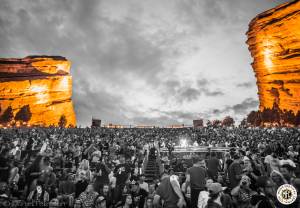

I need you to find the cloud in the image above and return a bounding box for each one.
[230,98,259,114]
[178,88,201,102]
[236,82,255,88]
[210,98,259,117]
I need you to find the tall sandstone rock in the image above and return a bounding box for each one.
[0,56,76,126]
[247,0,300,113]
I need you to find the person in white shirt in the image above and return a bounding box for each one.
[91,150,102,163]
[198,178,213,208]
[138,174,149,192]
[108,171,116,189]
[264,152,280,174]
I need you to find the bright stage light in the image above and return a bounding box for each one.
[180,139,188,147]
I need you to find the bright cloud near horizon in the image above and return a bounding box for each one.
[0,0,290,126]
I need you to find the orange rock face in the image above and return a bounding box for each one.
[0,56,76,126]
[247,0,300,113]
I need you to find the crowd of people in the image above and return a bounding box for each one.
[0,126,299,208]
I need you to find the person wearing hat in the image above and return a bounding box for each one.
[94,195,107,208]
[206,183,232,208]
[130,180,148,208]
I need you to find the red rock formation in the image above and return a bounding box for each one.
[0,56,76,127]
[247,0,300,113]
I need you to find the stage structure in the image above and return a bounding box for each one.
[91,118,101,127]
[193,119,204,128]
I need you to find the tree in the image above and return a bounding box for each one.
[254,111,262,127]
[58,115,67,128]
[222,116,235,127]
[294,111,300,126]
[206,120,212,127]
[240,118,247,127]
[247,111,257,125]
[0,106,14,124]
[212,120,221,127]
[15,105,32,122]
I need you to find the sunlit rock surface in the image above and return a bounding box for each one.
[247,0,300,112]
[0,56,76,126]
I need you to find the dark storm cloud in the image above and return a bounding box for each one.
[73,78,130,126]
[162,78,224,104]
[177,87,201,102]
[210,98,259,116]
[196,79,224,97]
[230,98,259,114]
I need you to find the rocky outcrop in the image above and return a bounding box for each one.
[247,0,300,113]
[0,56,76,126]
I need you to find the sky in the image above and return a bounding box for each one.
[0,0,291,127]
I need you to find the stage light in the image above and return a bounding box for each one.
[180,139,187,147]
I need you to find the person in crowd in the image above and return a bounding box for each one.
[227,154,242,189]
[144,197,154,208]
[25,155,45,195]
[147,183,156,199]
[76,159,92,182]
[27,180,50,207]
[231,175,255,208]
[78,184,99,208]
[58,173,75,207]
[93,159,111,193]
[0,181,10,207]
[49,198,60,208]
[116,194,134,208]
[138,174,149,193]
[8,160,20,186]
[264,151,280,175]
[94,195,107,208]
[181,176,191,207]
[198,178,213,208]
[0,149,10,182]
[75,170,89,199]
[207,152,220,181]
[100,184,113,208]
[130,180,148,208]
[205,183,232,208]
[270,170,286,190]
[153,172,186,208]
[114,155,131,202]
[186,156,207,208]
[280,163,296,184]
[250,176,277,208]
